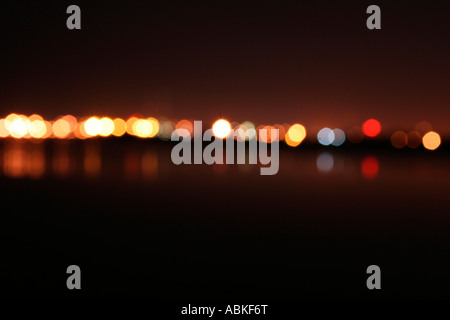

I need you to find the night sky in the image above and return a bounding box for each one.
[1,0,449,133]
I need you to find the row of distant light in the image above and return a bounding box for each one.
[0,114,441,150]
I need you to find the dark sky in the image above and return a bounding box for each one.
[1,0,449,133]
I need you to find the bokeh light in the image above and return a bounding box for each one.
[212,119,232,139]
[99,117,115,137]
[347,126,364,143]
[331,128,345,146]
[285,124,306,147]
[391,130,408,149]
[317,127,335,146]
[362,119,381,137]
[53,118,71,138]
[84,117,102,137]
[422,131,441,150]
[9,115,29,138]
[112,118,127,137]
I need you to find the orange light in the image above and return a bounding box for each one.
[422,131,441,150]
[285,124,306,147]
[390,130,407,149]
[126,117,139,135]
[212,119,231,139]
[362,119,381,137]
[175,120,193,137]
[0,119,10,137]
[29,119,48,138]
[112,118,127,137]
[53,118,71,138]
[9,115,29,138]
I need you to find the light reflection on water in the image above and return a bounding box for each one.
[0,140,448,184]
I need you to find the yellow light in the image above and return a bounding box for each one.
[84,117,102,136]
[99,117,114,136]
[212,119,231,139]
[112,118,127,136]
[53,118,71,138]
[9,116,29,138]
[147,117,160,138]
[285,124,306,147]
[422,131,441,150]
[4,113,19,130]
[29,120,47,138]
[133,119,152,138]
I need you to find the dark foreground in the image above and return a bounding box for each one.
[1,138,449,302]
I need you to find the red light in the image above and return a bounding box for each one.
[361,156,379,180]
[362,119,381,137]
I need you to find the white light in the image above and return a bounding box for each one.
[317,127,335,146]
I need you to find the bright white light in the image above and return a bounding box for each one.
[317,127,335,146]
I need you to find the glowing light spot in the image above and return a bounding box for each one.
[361,156,379,180]
[126,117,139,135]
[422,131,441,150]
[235,121,256,142]
[391,130,407,149]
[212,119,232,139]
[112,118,127,137]
[0,119,10,137]
[62,115,77,132]
[316,152,334,173]
[331,128,345,146]
[84,117,102,136]
[259,126,278,143]
[53,118,71,138]
[29,120,47,138]
[9,116,29,138]
[362,119,381,137]
[175,120,193,137]
[158,120,175,140]
[133,119,152,138]
[99,117,115,137]
[285,124,306,147]
[274,124,286,141]
[317,127,335,146]
[147,117,160,138]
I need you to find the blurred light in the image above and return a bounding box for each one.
[99,117,115,137]
[112,118,127,137]
[274,124,286,141]
[259,125,277,143]
[175,120,193,137]
[362,119,381,137]
[212,119,232,139]
[84,117,102,136]
[53,118,71,138]
[347,126,364,143]
[235,121,256,141]
[126,117,139,135]
[406,130,421,149]
[29,119,47,138]
[422,131,441,150]
[316,152,334,173]
[62,115,78,132]
[415,121,432,136]
[317,127,335,146]
[9,116,29,138]
[331,128,345,146]
[158,120,175,140]
[133,119,153,138]
[147,117,160,138]
[361,156,379,180]
[0,119,10,137]
[285,124,306,147]
[391,130,408,149]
